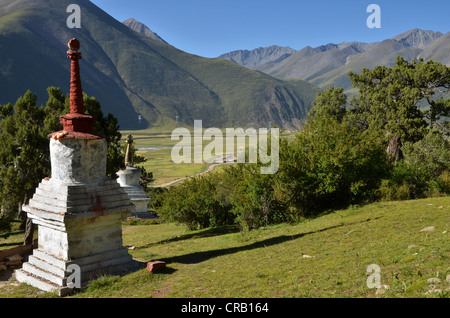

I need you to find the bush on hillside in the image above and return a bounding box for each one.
[435,170,450,195]
[157,173,234,230]
[275,117,390,218]
[378,131,450,200]
[224,164,283,231]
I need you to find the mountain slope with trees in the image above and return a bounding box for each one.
[0,0,318,130]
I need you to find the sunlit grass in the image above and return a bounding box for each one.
[87,196,450,298]
[2,197,446,298]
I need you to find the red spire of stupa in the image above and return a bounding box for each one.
[54,38,98,139]
[67,38,85,115]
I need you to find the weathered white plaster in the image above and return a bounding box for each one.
[50,138,107,183]
[117,166,141,186]
[117,166,151,216]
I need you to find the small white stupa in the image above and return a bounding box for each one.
[117,135,152,218]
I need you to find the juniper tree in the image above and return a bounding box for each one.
[309,86,347,123]
[348,57,450,161]
[0,91,50,230]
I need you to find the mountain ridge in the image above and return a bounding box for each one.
[0,0,318,130]
[220,45,296,68]
[220,28,448,91]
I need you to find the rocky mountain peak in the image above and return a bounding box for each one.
[392,28,443,48]
[123,18,167,44]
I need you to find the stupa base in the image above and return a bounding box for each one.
[15,177,139,296]
[15,249,139,296]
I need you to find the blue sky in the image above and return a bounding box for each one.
[90,0,450,58]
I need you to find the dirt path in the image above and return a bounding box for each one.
[153,163,222,188]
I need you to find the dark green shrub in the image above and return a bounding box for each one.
[385,131,450,198]
[225,164,282,231]
[275,118,390,217]
[388,161,430,199]
[436,170,450,194]
[156,174,233,230]
[0,214,12,233]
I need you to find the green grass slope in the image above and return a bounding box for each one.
[2,196,448,298]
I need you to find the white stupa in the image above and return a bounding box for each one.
[117,135,152,218]
[15,39,139,296]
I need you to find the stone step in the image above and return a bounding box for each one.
[28,192,132,215]
[33,249,68,269]
[22,262,66,286]
[15,268,73,296]
[30,192,130,211]
[126,194,151,200]
[32,248,134,273]
[123,187,151,198]
[35,185,128,204]
[72,248,131,267]
[27,255,66,278]
[20,251,136,286]
[78,255,136,281]
[35,181,126,202]
[124,188,150,195]
[40,178,122,195]
[123,188,147,193]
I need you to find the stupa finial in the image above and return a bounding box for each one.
[67,38,84,115]
[125,135,134,167]
[57,38,96,136]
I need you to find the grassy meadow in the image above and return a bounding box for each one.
[120,126,207,186]
[1,196,448,298]
[120,126,297,186]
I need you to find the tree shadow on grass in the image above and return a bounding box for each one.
[0,241,24,249]
[0,231,24,240]
[161,217,381,265]
[133,225,240,250]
